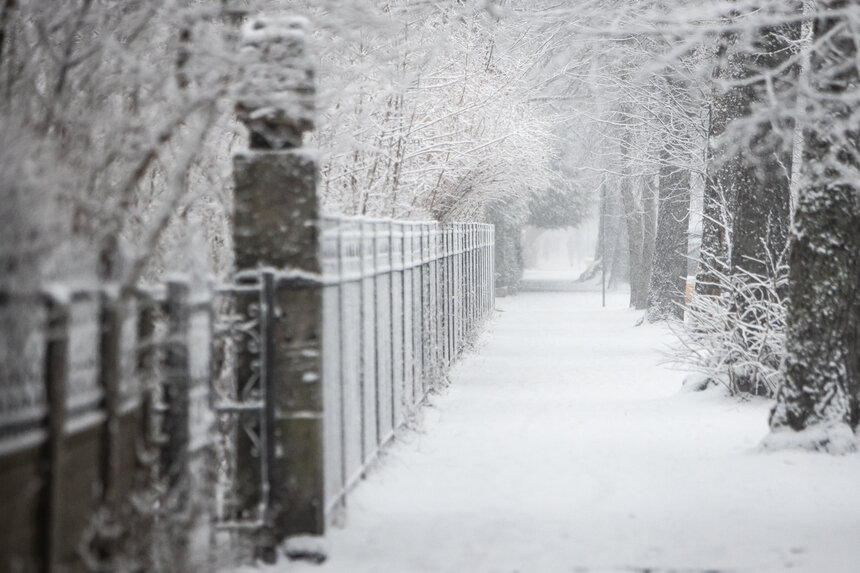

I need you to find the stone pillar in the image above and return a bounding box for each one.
[232,16,325,542]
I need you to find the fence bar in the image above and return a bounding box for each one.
[336,220,348,509]
[137,294,158,454]
[419,224,427,395]
[163,281,191,492]
[388,222,397,436]
[98,289,126,566]
[259,271,277,557]
[44,294,69,573]
[162,280,192,567]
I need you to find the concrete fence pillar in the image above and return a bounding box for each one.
[232,15,324,542]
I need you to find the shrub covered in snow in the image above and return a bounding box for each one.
[671,247,788,397]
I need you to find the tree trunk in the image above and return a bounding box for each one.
[608,187,628,289]
[619,127,647,309]
[648,148,690,321]
[640,171,658,309]
[727,17,799,394]
[696,40,742,297]
[578,186,608,283]
[769,1,860,450]
[620,179,644,308]
[726,18,798,277]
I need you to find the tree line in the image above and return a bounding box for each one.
[1,0,857,451]
[514,0,858,451]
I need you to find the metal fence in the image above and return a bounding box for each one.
[0,281,219,573]
[0,218,494,572]
[320,218,495,515]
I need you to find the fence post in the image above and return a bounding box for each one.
[478,226,483,319]
[163,281,190,492]
[161,279,192,569]
[403,225,413,408]
[137,293,158,451]
[445,226,452,365]
[233,16,325,541]
[432,225,441,380]
[98,288,123,567]
[450,226,457,356]
[44,293,70,573]
[491,226,496,310]
[457,226,464,353]
[260,270,278,556]
[100,290,122,510]
[472,223,481,327]
[388,221,397,432]
[419,225,426,394]
[466,225,472,335]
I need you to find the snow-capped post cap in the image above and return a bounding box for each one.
[236,16,315,150]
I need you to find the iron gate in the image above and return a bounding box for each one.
[212,270,278,561]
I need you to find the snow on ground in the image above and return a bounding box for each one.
[521,268,584,282]
[260,289,860,573]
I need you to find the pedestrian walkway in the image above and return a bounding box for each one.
[281,290,860,573]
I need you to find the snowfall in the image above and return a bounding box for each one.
[249,250,860,572]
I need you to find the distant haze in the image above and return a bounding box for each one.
[523,218,598,278]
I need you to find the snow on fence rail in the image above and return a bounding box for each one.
[320,217,495,516]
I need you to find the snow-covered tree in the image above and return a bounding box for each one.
[311,1,557,223]
[0,1,248,289]
[647,146,691,321]
[686,3,801,394]
[768,0,860,451]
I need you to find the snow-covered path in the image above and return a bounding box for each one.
[284,290,860,573]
